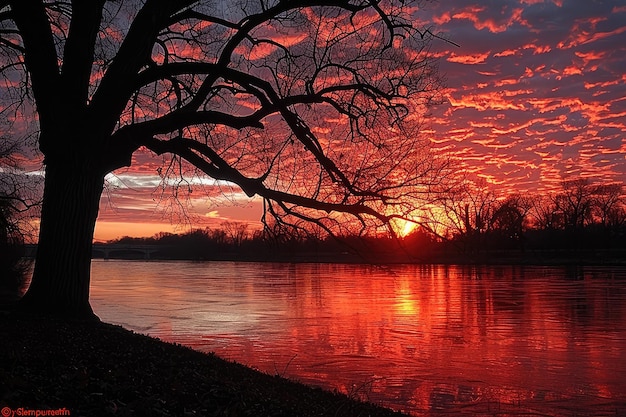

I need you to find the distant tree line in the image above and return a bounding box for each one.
[417,177,625,264]
[103,178,625,263]
[431,178,625,256]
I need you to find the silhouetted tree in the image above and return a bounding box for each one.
[529,194,559,230]
[440,179,497,252]
[1,137,39,293]
[555,179,594,230]
[1,0,444,318]
[524,179,626,251]
[592,183,625,229]
[220,221,249,249]
[490,194,531,249]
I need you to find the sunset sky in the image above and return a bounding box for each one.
[69,1,626,240]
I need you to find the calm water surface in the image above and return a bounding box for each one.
[90,261,626,416]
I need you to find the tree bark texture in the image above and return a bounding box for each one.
[19,163,104,319]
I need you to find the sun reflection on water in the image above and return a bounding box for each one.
[90,261,626,416]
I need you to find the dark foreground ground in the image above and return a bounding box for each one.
[0,311,408,417]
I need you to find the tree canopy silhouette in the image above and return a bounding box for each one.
[1,0,444,318]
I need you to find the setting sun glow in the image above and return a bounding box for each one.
[394,219,418,237]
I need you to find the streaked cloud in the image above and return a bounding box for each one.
[423,0,626,194]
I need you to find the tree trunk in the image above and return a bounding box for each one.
[19,162,104,320]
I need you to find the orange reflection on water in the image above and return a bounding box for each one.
[90,262,626,416]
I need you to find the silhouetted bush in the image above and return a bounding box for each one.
[0,221,28,299]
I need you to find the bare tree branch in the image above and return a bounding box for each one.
[142,135,391,223]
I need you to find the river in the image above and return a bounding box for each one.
[88,260,626,416]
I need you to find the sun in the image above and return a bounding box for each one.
[393,218,418,237]
[400,221,417,237]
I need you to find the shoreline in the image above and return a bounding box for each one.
[21,242,626,266]
[1,311,408,417]
[87,253,626,266]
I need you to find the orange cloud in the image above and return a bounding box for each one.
[494,78,518,87]
[448,92,527,111]
[494,49,518,57]
[451,6,525,33]
[447,51,490,64]
[585,26,626,45]
[433,11,452,25]
[562,65,583,76]
[529,44,551,55]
